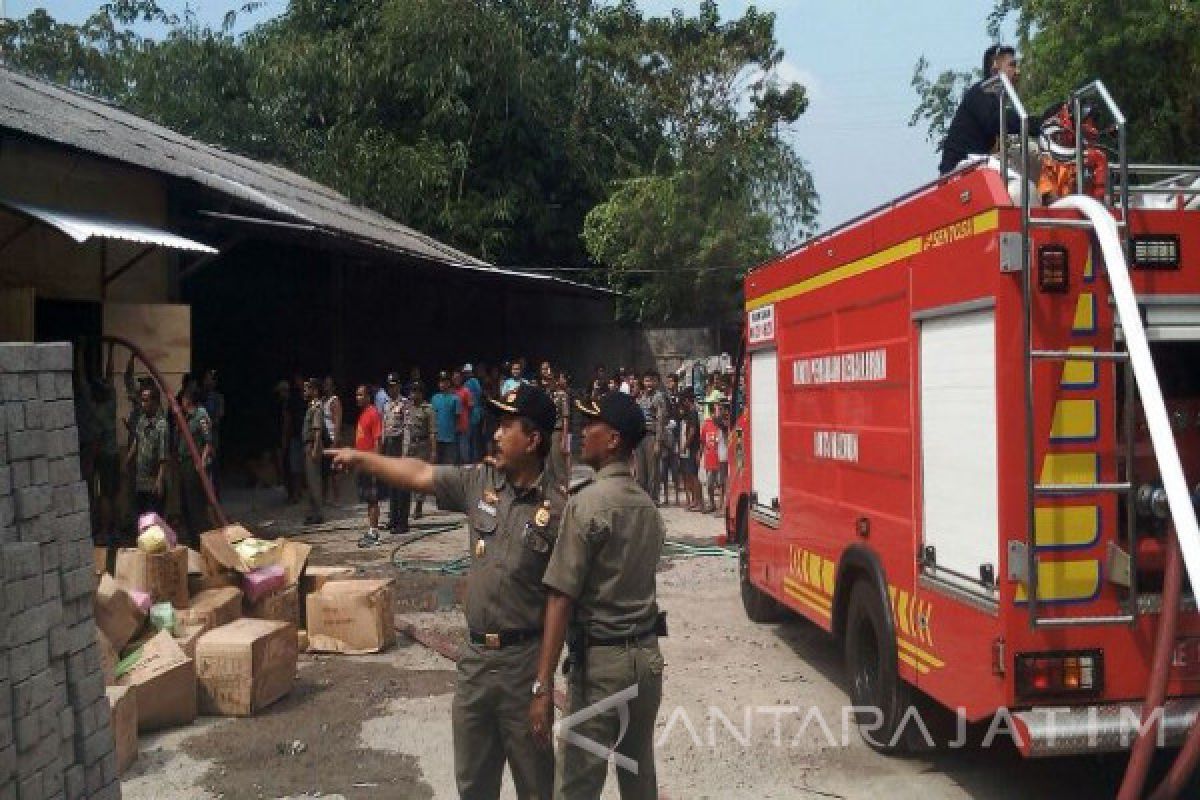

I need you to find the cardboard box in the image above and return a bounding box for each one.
[97,629,117,686]
[186,547,206,577]
[94,574,146,652]
[201,527,310,577]
[116,630,197,731]
[106,685,138,775]
[278,541,312,586]
[173,623,206,659]
[188,570,239,597]
[300,565,354,596]
[114,546,189,609]
[93,547,110,577]
[247,585,300,627]
[306,580,396,654]
[195,619,297,716]
[299,566,353,626]
[177,587,243,633]
[200,525,267,573]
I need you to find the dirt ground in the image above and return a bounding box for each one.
[119,484,1197,800]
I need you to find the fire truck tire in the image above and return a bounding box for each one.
[845,580,911,754]
[738,513,782,623]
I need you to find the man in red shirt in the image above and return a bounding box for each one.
[451,368,474,464]
[700,401,726,513]
[354,384,384,542]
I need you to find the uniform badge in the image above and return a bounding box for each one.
[534,502,551,527]
[475,539,486,558]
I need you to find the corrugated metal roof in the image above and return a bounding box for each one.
[0,66,611,295]
[1,197,218,254]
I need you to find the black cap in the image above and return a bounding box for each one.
[489,383,556,434]
[385,372,401,385]
[575,392,646,445]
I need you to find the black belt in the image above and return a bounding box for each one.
[469,629,542,649]
[587,630,657,648]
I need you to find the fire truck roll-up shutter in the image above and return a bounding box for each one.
[919,304,1000,598]
[750,348,781,517]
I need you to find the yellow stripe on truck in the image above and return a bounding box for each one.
[1015,559,1101,602]
[746,210,1000,311]
[1049,399,1098,441]
[1034,506,1100,548]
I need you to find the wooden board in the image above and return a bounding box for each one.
[103,303,191,373]
[103,303,191,452]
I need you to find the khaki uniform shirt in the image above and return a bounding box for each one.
[133,413,168,492]
[637,390,668,444]
[542,462,665,638]
[433,464,566,633]
[382,396,409,440]
[302,401,323,447]
[403,401,436,455]
[552,389,570,433]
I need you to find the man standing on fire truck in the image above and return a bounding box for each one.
[529,391,666,800]
[938,44,1023,174]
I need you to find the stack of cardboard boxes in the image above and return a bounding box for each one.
[91,524,396,776]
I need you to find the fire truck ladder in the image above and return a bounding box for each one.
[993,78,1200,629]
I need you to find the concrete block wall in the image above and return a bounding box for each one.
[0,343,120,799]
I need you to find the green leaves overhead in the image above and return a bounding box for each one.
[1,0,817,324]
[580,0,817,322]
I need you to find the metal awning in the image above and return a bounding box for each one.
[0,197,218,254]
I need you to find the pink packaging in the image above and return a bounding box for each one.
[129,590,153,614]
[137,513,178,548]
[242,565,286,603]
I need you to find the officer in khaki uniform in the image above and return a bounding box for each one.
[328,383,564,800]
[529,392,666,800]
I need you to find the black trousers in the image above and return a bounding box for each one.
[383,437,410,530]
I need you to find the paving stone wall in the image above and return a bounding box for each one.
[0,343,119,799]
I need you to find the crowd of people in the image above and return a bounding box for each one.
[73,342,227,548]
[275,359,735,543]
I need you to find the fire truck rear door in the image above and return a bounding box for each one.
[918,303,1000,591]
[750,348,781,515]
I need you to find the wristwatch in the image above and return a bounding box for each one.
[531,679,551,698]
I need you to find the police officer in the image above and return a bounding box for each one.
[634,371,667,499]
[529,391,666,800]
[328,383,564,800]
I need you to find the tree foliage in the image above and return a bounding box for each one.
[580,1,817,322]
[0,0,817,324]
[910,0,1200,163]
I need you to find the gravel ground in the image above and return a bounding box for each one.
[120,486,1189,799]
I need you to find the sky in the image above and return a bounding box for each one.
[6,0,1011,232]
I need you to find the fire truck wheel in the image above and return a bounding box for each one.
[845,580,911,754]
[738,513,782,623]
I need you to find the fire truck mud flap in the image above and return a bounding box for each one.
[1011,699,1200,758]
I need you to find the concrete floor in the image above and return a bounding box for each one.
[120,486,1182,799]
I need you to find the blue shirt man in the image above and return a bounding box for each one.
[374,382,391,415]
[431,372,462,465]
[463,364,485,463]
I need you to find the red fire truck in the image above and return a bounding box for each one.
[727,77,1200,778]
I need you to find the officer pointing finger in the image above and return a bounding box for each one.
[329,383,564,800]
